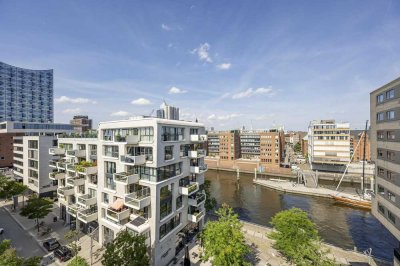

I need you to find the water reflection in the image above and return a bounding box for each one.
[206,169,397,261]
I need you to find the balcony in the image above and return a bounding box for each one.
[106,207,130,222]
[114,171,139,185]
[56,162,67,170]
[77,209,98,223]
[67,176,86,186]
[57,186,74,197]
[90,150,97,160]
[77,194,97,207]
[67,164,77,172]
[124,188,151,210]
[188,210,205,223]
[188,150,206,159]
[49,147,65,155]
[76,165,97,175]
[190,164,208,174]
[49,171,65,180]
[126,135,139,145]
[120,155,146,165]
[49,160,58,168]
[67,204,80,217]
[179,182,198,196]
[188,191,206,207]
[126,214,150,234]
[66,149,86,158]
[190,134,207,142]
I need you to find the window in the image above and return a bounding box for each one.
[104,145,118,158]
[28,140,38,149]
[377,131,385,140]
[102,193,109,204]
[140,127,154,142]
[377,112,384,121]
[378,185,385,196]
[161,126,184,141]
[377,167,384,177]
[386,89,395,99]
[176,195,183,209]
[387,131,396,140]
[378,203,385,215]
[164,146,174,161]
[159,213,181,240]
[377,94,384,103]
[159,185,173,220]
[387,151,395,161]
[388,210,396,224]
[387,171,394,180]
[377,149,384,158]
[387,110,395,120]
[388,191,396,202]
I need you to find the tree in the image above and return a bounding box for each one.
[204,180,217,212]
[201,204,251,266]
[65,230,83,266]
[269,208,335,266]
[0,176,28,204]
[102,230,149,266]
[293,142,302,153]
[0,240,41,266]
[20,196,53,232]
[67,256,88,266]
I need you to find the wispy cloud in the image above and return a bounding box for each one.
[191,43,212,63]
[168,86,187,94]
[216,63,231,70]
[62,108,81,114]
[131,98,151,105]
[55,96,96,104]
[232,87,274,99]
[208,113,242,121]
[111,110,130,117]
[161,24,172,31]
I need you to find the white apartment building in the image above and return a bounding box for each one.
[50,117,207,265]
[49,135,99,233]
[8,122,73,196]
[308,120,351,172]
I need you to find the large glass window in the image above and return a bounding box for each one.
[161,126,184,141]
[104,145,119,158]
[165,146,174,161]
[386,89,395,99]
[159,213,181,240]
[387,110,395,120]
[140,127,154,142]
[105,161,116,190]
[377,112,384,121]
[377,94,384,103]
[160,185,173,220]
[28,140,38,149]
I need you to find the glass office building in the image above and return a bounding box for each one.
[0,61,53,123]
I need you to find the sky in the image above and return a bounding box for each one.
[0,0,399,131]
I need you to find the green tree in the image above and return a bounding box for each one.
[0,240,40,266]
[67,256,88,266]
[20,196,53,232]
[0,176,27,201]
[204,180,217,212]
[293,142,302,153]
[65,230,83,266]
[201,204,250,266]
[102,230,149,266]
[269,208,335,266]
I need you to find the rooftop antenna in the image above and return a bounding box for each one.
[149,109,155,117]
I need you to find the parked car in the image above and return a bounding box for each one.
[43,238,60,251]
[0,228,4,235]
[54,246,72,262]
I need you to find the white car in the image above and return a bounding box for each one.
[0,228,4,235]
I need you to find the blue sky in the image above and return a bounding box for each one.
[1,0,399,130]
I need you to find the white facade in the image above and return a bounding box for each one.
[51,117,207,265]
[308,120,351,172]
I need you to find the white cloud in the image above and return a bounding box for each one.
[161,24,172,31]
[131,98,151,105]
[208,113,242,121]
[232,87,274,99]
[168,86,187,94]
[111,111,130,117]
[191,43,212,63]
[55,96,96,104]
[216,63,231,70]
[62,108,81,114]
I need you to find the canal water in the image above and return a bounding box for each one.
[206,169,398,261]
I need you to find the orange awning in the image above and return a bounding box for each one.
[110,198,124,211]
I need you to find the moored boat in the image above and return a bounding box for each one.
[333,195,372,210]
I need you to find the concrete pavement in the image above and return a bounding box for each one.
[0,206,45,259]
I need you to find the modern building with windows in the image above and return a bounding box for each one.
[70,115,93,133]
[9,122,74,196]
[50,116,207,265]
[0,61,53,123]
[308,120,351,172]
[370,77,400,264]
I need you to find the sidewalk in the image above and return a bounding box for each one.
[1,199,104,266]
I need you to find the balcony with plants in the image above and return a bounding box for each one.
[178,178,198,196]
[75,161,97,175]
[57,186,75,197]
[188,206,205,223]
[188,190,206,207]
[77,208,98,223]
[49,171,66,180]
[67,175,86,186]
[66,149,86,158]
[106,204,130,223]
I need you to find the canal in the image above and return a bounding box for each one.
[206,169,397,261]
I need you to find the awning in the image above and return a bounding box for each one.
[110,198,124,211]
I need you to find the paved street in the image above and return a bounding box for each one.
[0,206,46,258]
